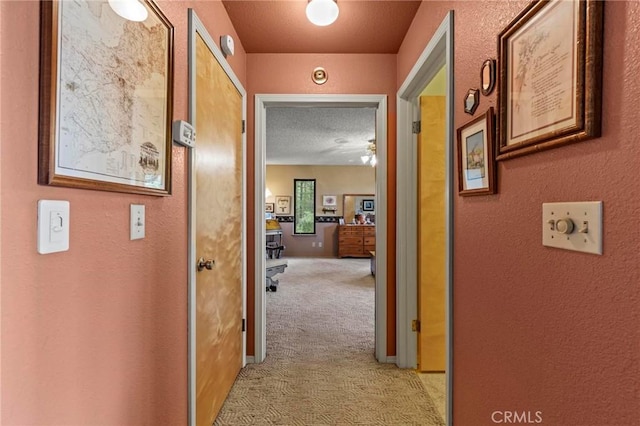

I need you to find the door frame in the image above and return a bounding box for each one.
[187,10,247,426]
[396,11,454,424]
[254,94,388,364]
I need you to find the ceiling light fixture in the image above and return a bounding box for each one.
[109,0,148,22]
[361,139,377,167]
[306,0,339,27]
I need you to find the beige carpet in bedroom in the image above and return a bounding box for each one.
[215,257,445,425]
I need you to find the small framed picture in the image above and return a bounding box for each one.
[464,88,480,115]
[480,58,496,96]
[275,196,291,215]
[322,195,337,206]
[265,203,274,213]
[457,107,496,196]
[362,199,375,211]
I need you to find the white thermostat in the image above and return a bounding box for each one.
[220,35,235,57]
[172,120,195,148]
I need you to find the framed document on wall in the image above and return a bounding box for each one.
[496,0,603,160]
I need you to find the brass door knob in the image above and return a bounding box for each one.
[197,257,215,271]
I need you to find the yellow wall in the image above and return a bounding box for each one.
[266,165,375,216]
[418,94,446,372]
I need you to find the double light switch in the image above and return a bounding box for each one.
[542,201,603,255]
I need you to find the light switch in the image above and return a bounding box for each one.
[542,201,602,255]
[37,200,70,254]
[130,204,145,240]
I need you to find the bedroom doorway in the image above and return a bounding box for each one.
[254,94,389,364]
[396,11,454,425]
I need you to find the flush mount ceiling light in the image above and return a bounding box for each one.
[306,0,339,27]
[109,0,148,22]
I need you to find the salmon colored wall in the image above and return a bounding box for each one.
[246,53,397,356]
[400,1,640,424]
[0,1,246,424]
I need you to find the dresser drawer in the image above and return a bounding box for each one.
[339,236,363,245]
[363,237,375,245]
[339,226,362,235]
[362,227,375,236]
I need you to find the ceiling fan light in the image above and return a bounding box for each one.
[306,0,339,27]
[109,0,148,22]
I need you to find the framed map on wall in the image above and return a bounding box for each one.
[38,0,174,195]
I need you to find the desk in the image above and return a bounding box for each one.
[266,229,284,259]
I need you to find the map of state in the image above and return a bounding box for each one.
[56,0,169,189]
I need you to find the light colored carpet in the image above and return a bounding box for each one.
[418,373,446,424]
[215,258,445,425]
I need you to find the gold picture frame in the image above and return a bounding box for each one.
[496,0,603,161]
[457,108,496,196]
[38,0,174,195]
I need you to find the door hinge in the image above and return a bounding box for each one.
[411,319,421,332]
[242,120,245,134]
[242,318,246,332]
[412,121,421,134]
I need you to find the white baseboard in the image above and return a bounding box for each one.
[246,356,255,364]
[386,356,397,364]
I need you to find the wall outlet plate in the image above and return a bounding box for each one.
[542,201,602,255]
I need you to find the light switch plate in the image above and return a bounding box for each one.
[130,204,145,240]
[542,201,602,255]
[38,200,70,254]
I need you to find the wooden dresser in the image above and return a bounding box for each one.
[338,225,375,258]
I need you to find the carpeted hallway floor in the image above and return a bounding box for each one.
[215,258,445,425]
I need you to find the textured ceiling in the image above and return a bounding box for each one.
[266,107,377,166]
[221,0,422,54]
[224,1,422,165]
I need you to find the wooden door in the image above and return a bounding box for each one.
[417,94,446,372]
[195,33,243,425]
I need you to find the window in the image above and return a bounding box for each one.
[294,179,316,234]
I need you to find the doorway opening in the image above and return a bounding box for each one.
[254,94,389,364]
[396,11,454,425]
[187,10,248,426]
